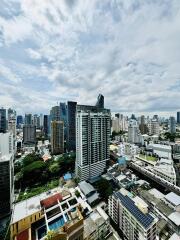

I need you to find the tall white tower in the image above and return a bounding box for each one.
[76,100,111,181]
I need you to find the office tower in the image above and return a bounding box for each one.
[25,113,32,125]
[131,114,136,120]
[60,102,67,140]
[153,115,159,121]
[23,125,36,144]
[50,106,60,121]
[128,120,141,143]
[115,113,120,118]
[0,132,14,217]
[108,191,157,240]
[67,101,77,151]
[33,114,40,129]
[148,119,159,136]
[169,116,176,134]
[17,115,23,128]
[95,94,104,108]
[39,113,44,127]
[139,115,148,134]
[0,108,6,133]
[8,108,16,120]
[76,96,111,181]
[51,121,64,154]
[8,118,16,139]
[43,115,49,138]
[177,111,180,124]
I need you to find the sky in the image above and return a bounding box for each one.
[0,0,180,116]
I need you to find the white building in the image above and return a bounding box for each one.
[112,114,128,132]
[148,144,172,159]
[153,158,176,185]
[76,105,110,181]
[128,120,141,144]
[118,143,139,157]
[0,132,14,217]
[108,189,157,240]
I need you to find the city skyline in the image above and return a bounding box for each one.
[0,0,180,114]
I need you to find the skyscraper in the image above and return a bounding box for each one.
[51,121,64,154]
[50,106,60,121]
[43,115,49,138]
[128,120,141,143]
[76,95,111,181]
[95,94,104,108]
[177,111,180,124]
[16,115,23,128]
[139,115,148,134]
[169,116,176,134]
[67,101,77,152]
[60,102,67,140]
[0,132,14,217]
[25,113,32,125]
[23,125,36,144]
[148,119,159,136]
[0,108,6,133]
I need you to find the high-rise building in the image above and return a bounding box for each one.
[51,121,64,155]
[67,101,77,152]
[139,115,148,134]
[8,108,16,121]
[17,115,23,128]
[60,102,67,140]
[39,113,44,128]
[50,106,60,121]
[76,96,111,181]
[177,111,180,124]
[95,94,104,108]
[25,113,32,125]
[108,190,157,240]
[8,118,16,139]
[148,119,159,136]
[128,120,141,143]
[23,125,36,144]
[169,116,176,134]
[33,114,40,129]
[0,132,14,217]
[43,115,49,138]
[0,108,6,133]
[112,114,128,133]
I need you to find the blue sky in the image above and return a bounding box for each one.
[0,0,180,115]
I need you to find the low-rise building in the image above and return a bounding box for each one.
[11,188,85,240]
[78,181,99,206]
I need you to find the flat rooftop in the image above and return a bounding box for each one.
[11,187,65,224]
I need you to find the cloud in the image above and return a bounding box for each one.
[0,0,180,115]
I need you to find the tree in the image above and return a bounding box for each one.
[22,153,43,167]
[96,178,113,200]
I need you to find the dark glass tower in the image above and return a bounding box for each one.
[0,108,6,133]
[67,101,77,152]
[96,94,104,108]
[43,115,49,138]
[60,103,67,141]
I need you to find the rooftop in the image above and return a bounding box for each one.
[114,191,155,229]
[164,192,180,206]
[168,212,180,226]
[78,181,95,196]
[11,188,63,224]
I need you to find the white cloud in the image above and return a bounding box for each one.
[0,0,180,114]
